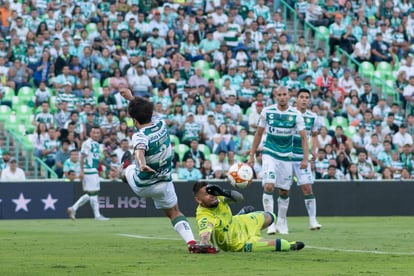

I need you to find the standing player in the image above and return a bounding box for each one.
[67,126,109,221]
[248,86,308,235]
[193,181,305,252]
[292,88,322,230]
[118,88,211,252]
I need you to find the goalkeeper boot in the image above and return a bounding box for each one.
[119,150,133,183]
[188,244,220,254]
[289,241,305,251]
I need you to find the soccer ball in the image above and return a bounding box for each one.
[227,163,253,189]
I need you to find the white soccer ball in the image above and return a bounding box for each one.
[227,163,254,189]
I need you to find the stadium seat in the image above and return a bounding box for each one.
[0,104,12,121]
[358,62,375,78]
[17,86,35,105]
[376,61,392,76]
[103,78,110,87]
[331,116,349,128]
[203,69,220,80]
[2,86,15,100]
[86,23,97,34]
[316,26,329,41]
[371,71,386,86]
[170,134,180,146]
[198,144,211,159]
[15,105,33,116]
[194,60,210,71]
[175,144,189,162]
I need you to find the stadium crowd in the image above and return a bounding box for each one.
[0,0,414,181]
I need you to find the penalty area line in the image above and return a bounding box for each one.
[118,234,414,256]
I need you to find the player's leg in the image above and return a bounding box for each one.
[250,239,304,252]
[294,162,321,230]
[261,154,277,234]
[85,174,109,220]
[163,205,196,246]
[275,160,293,235]
[67,193,90,220]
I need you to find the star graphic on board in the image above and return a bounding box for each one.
[12,193,31,212]
[41,193,58,211]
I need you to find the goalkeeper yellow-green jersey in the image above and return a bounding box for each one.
[195,196,264,252]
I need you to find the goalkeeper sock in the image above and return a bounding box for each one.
[262,192,274,213]
[304,194,316,219]
[252,239,291,252]
[172,216,195,245]
[275,239,291,252]
[89,195,101,218]
[277,195,290,221]
[72,194,89,212]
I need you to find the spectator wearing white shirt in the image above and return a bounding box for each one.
[372,98,391,121]
[211,6,228,26]
[397,56,414,80]
[352,124,371,150]
[338,69,356,94]
[366,133,384,166]
[0,158,26,181]
[393,124,413,148]
[126,63,152,98]
[403,75,414,102]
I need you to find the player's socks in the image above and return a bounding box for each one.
[275,239,291,252]
[252,239,291,252]
[304,194,316,218]
[89,195,101,218]
[262,192,274,214]
[72,194,90,211]
[172,215,195,244]
[277,195,290,221]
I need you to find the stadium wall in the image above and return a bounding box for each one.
[1,181,414,219]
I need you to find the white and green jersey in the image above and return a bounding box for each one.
[182,122,202,142]
[292,109,319,162]
[329,22,346,38]
[63,159,81,176]
[257,105,305,161]
[34,112,55,128]
[131,119,172,186]
[81,138,101,175]
[56,92,78,111]
[43,138,60,159]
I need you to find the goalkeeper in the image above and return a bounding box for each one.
[190,181,305,253]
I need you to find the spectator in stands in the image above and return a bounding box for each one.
[328,13,346,56]
[393,124,413,149]
[371,32,393,66]
[332,126,350,151]
[380,167,394,180]
[183,140,205,170]
[400,168,412,180]
[360,82,379,110]
[366,133,384,167]
[55,139,70,178]
[180,112,202,145]
[345,163,363,180]
[32,122,49,159]
[306,0,328,30]
[323,165,339,179]
[352,124,371,150]
[177,157,202,181]
[63,149,81,180]
[0,158,25,181]
[356,149,376,179]
[7,59,31,92]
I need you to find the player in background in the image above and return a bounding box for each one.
[248,86,308,235]
[292,88,322,230]
[193,181,305,252]
[67,126,109,221]
[118,88,212,253]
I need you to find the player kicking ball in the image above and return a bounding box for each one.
[117,88,217,253]
[193,181,305,253]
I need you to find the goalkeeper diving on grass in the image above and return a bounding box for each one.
[192,181,305,253]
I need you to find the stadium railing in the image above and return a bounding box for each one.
[34,157,58,179]
[5,129,31,172]
[279,0,298,45]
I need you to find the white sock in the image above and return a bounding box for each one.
[89,195,101,218]
[305,196,317,220]
[173,217,195,244]
[262,193,274,213]
[72,194,90,212]
[277,196,290,221]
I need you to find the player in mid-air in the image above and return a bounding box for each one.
[67,126,109,221]
[248,86,308,235]
[193,181,305,252]
[292,88,322,230]
[117,88,215,253]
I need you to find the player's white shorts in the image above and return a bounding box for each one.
[293,162,314,185]
[82,173,100,192]
[262,154,293,190]
[125,165,177,209]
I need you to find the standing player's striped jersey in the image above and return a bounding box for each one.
[257,105,305,161]
[81,138,101,175]
[131,119,172,186]
[292,109,319,162]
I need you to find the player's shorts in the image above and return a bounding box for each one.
[82,173,100,192]
[292,161,314,185]
[125,165,177,209]
[261,154,293,190]
[229,211,266,252]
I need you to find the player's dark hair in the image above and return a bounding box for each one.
[128,97,153,124]
[297,88,311,96]
[193,181,208,195]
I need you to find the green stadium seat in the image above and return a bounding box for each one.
[2,86,15,100]
[316,26,329,41]
[359,61,375,78]
[376,61,392,75]
[103,78,110,88]
[175,144,189,163]
[371,71,386,86]
[203,69,220,80]
[198,144,211,159]
[331,116,349,128]
[0,104,12,121]
[170,134,180,146]
[15,105,33,117]
[194,60,210,71]
[86,23,97,34]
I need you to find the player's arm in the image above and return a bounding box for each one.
[79,152,85,180]
[135,148,156,173]
[299,129,309,169]
[311,131,318,160]
[206,184,244,204]
[248,126,264,167]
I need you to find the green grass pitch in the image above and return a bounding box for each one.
[1,217,413,275]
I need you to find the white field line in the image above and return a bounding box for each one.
[118,234,414,256]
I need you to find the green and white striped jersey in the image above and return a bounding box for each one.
[81,138,101,175]
[131,120,172,186]
[258,105,305,161]
[292,109,319,162]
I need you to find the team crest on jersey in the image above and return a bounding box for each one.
[305,118,310,123]
[288,116,293,121]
